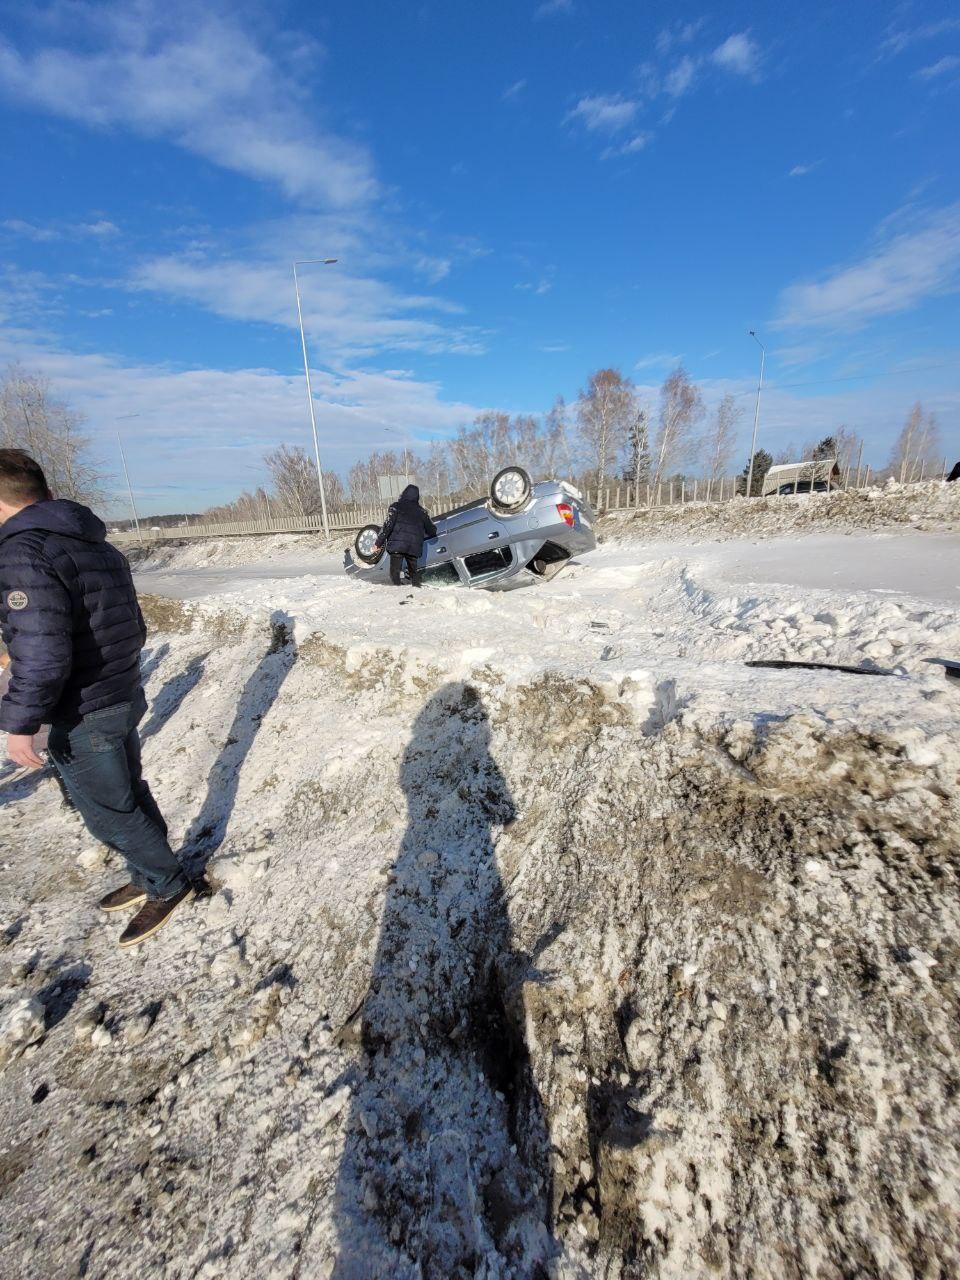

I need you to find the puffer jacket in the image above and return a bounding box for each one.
[378,484,438,557]
[0,500,146,735]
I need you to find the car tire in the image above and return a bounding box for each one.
[489,466,532,512]
[354,524,383,564]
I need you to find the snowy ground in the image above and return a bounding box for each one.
[1,489,959,1278]
[133,530,960,681]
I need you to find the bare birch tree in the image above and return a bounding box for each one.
[0,364,102,503]
[908,411,942,480]
[702,394,741,485]
[576,368,636,494]
[889,402,942,481]
[653,366,704,487]
[264,444,324,517]
[545,395,575,479]
[627,408,651,492]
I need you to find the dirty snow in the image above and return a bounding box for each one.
[1,485,959,1278]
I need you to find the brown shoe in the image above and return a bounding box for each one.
[118,884,194,948]
[99,883,147,913]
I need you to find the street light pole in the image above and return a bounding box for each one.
[293,257,338,538]
[117,432,142,544]
[746,330,766,499]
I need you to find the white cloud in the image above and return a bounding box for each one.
[535,0,573,17]
[570,29,764,155]
[711,33,761,77]
[880,19,960,58]
[788,161,822,178]
[655,21,704,56]
[776,204,960,330]
[567,93,638,133]
[515,279,552,296]
[81,220,120,237]
[635,352,683,370]
[0,7,377,208]
[1,219,59,242]
[665,370,960,469]
[664,55,698,98]
[414,255,452,283]
[0,329,486,514]
[916,55,960,80]
[601,131,654,160]
[539,342,570,353]
[1,217,120,241]
[502,78,527,101]
[772,343,825,368]
[619,132,654,154]
[129,249,483,359]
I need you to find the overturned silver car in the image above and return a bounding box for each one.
[344,467,596,589]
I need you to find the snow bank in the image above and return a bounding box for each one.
[602,478,960,544]
[125,481,960,579]
[1,534,959,1275]
[127,530,340,573]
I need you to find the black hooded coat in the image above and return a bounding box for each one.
[377,485,437,558]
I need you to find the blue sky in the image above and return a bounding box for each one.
[1,0,958,514]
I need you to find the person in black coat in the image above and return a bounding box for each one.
[0,448,192,948]
[375,483,437,587]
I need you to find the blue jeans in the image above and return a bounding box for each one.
[48,688,188,900]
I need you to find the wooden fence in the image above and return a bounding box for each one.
[585,469,871,513]
[112,467,944,547]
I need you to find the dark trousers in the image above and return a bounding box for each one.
[389,552,422,586]
[48,688,188,900]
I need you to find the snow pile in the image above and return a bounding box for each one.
[127,530,338,573]
[0,995,45,1069]
[602,479,960,544]
[677,565,960,672]
[132,527,959,686]
[1,535,959,1275]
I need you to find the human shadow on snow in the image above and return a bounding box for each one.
[182,612,296,874]
[140,653,208,741]
[332,682,554,1280]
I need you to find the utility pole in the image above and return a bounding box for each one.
[117,432,142,545]
[745,330,766,499]
[293,257,338,537]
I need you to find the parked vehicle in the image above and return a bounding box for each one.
[762,459,842,497]
[776,480,830,495]
[343,466,596,590]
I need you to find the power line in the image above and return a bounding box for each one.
[725,361,951,400]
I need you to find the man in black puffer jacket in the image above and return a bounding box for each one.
[375,483,437,587]
[0,449,192,948]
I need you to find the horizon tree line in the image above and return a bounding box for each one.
[0,363,950,524]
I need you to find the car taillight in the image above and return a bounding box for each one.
[557,503,574,527]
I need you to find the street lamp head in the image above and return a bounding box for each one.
[324,258,338,264]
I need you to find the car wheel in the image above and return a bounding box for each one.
[354,524,383,564]
[490,466,532,512]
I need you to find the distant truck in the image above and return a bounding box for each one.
[762,459,843,497]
